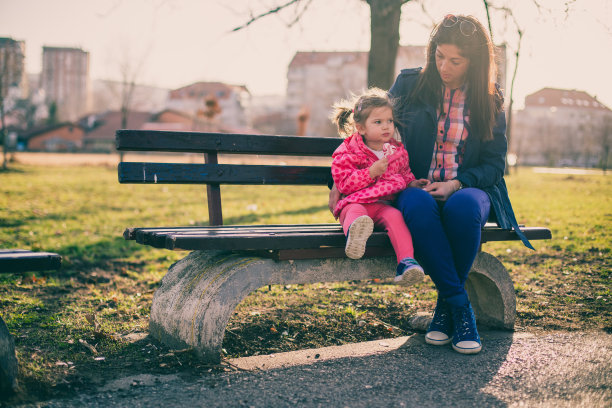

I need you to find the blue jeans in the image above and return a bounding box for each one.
[396,187,491,299]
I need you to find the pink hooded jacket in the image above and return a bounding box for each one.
[331,132,416,218]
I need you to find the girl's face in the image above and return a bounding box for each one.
[355,106,395,150]
[435,44,470,89]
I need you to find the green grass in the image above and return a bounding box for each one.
[0,163,610,402]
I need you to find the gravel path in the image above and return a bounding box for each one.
[24,330,611,408]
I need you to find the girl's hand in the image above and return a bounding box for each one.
[328,183,341,215]
[423,180,459,201]
[408,178,430,188]
[369,157,389,179]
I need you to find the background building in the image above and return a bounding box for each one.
[41,46,91,121]
[166,82,251,132]
[512,88,612,168]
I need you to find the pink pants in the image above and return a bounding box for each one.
[339,202,415,263]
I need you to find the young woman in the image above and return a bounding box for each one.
[330,88,429,286]
[330,14,533,354]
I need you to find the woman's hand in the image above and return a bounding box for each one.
[423,180,461,201]
[408,178,430,188]
[369,157,389,179]
[328,183,341,215]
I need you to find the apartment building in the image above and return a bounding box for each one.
[41,46,91,121]
[512,88,612,167]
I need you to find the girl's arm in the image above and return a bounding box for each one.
[332,154,376,195]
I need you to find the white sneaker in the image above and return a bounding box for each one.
[345,215,374,259]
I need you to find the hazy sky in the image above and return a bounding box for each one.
[1,0,610,109]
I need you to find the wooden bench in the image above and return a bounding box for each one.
[0,249,61,396]
[116,130,551,363]
[0,249,62,273]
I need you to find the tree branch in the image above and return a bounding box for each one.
[231,0,302,32]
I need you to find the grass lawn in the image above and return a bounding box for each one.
[0,162,610,403]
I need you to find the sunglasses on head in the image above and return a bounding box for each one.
[442,14,477,37]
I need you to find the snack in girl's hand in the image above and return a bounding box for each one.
[382,142,397,157]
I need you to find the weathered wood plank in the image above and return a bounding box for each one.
[0,249,61,273]
[116,130,342,156]
[118,162,332,185]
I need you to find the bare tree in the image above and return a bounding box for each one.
[0,43,24,170]
[0,51,8,170]
[232,0,411,90]
[109,42,149,160]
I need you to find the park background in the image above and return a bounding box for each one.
[0,0,611,404]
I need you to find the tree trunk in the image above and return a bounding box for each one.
[367,0,404,89]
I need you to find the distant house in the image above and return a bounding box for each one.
[166,82,251,131]
[512,88,612,167]
[24,123,84,152]
[80,111,151,152]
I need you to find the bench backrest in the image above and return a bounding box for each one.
[116,130,342,225]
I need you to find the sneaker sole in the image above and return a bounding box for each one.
[394,267,424,286]
[345,216,374,259]
[452,343,482,354]
[425,333,452,346]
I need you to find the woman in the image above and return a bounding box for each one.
[330,14,532,355]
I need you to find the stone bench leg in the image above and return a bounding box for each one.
[149,250,516,363]
[466,251,516,330]
[149,250,396,363]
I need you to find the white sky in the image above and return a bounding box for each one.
[1,0,611,109]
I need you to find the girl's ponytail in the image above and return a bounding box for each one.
[331,103,354,138]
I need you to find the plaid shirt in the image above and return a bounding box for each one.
[428,86,469,181]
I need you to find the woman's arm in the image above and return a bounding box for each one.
[456,108,507,189]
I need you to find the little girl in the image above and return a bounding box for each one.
[330,88,429,285]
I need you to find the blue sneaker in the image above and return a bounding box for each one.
[425,296,453,346]
[394,257,424,286]
[447,294,482,354]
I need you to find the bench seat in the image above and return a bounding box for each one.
[124,223,552,259]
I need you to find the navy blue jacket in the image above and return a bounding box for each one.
[389,67,533,249]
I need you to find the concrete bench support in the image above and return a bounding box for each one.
[149,251,516,363]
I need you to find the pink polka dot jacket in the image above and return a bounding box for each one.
[331,132,416,218]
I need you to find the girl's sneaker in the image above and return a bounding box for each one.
[394,257,424,286]
[345,215,374,259]
[447,293,482,354]
[425,296,453,346]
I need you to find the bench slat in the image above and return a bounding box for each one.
[0,249,61,273]
[118,162,332,185]
[123,224,552,254]
[116,130,342,156]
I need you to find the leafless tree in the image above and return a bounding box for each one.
[0,45,23,170]
[232,0,412,90]
[109,42,149,160]
[0,51,8,170]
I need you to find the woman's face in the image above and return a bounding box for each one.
[435,44,470,89]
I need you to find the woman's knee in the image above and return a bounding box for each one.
[443,189,490,225]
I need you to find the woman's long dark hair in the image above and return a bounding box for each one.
[411,15,503,141]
